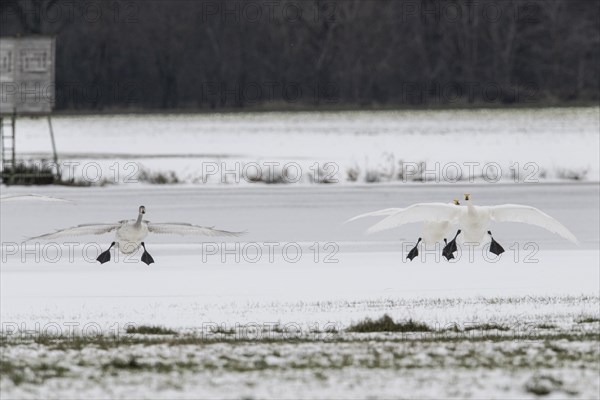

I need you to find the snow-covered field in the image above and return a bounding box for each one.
[1,109,599,399]
[1,183,599,399]
[11,107,600,184]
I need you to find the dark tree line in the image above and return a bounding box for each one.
[1,0,598,111]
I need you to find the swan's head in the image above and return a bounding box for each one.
[139,205,146,214]
[453,199,460,205]
[464,193,471,201]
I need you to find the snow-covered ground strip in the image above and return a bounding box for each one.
[10,107,600,184]
[2,324,599,399]
[1,109,599,399]
[1,182,598,400]
[1,183,598,335]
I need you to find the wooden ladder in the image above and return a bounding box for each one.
[0,115,16,184]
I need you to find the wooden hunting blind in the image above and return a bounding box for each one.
[0,36,58,184]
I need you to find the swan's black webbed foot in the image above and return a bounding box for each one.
[96,242,115,264]
[406,238,422,261]
[442,239,455,260]
[442,229,461,260]
[487,231,505,256]
[140,242,155,265]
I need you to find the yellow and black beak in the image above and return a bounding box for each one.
[453,199,460,205]
[464,193,471,201]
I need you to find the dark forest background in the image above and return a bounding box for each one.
[1,0,599,111]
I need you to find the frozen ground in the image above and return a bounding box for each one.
[1,182,599,399]
[10,107,600,184]
[2,330,599,399]
[1,108,599,398]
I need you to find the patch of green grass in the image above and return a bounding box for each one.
[57,177,109,187]
[463,323,509,332]
[576,316,600,324]
[101,357,198,373]
[536,323,557,329]
[347,315,431,333]
[137,169,180,184]
[0,359,70,385]
[2,161,57,185]
[126,325,177,335]
[103,356,143,371]
[524,374,564,396]
[28,334,124,350]
[546,342,568,354]
[2,329,599,351]
[212,326,235,335]
[2,333,600,381]
[0,360,25,385]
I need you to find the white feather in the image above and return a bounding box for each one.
[28,223,120,240]
[367,203,463,234]
[1,194,72,203]
[487,204,579,244]
[148,223,244,237]
[458,196,579,245]
[345,208,403,223]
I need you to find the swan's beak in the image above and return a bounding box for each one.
[139,206,146,214]
[464,193,470,201]
[453,199,460,205]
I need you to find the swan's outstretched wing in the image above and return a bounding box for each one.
[346,208,404,223]
[147,223,245,237]
[488,204,579,244]
[28,223,120,240]
[1,194,72,203]
[368,203,463,234]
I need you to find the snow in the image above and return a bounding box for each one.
[10,107,600,184]
[2,181,598,329]
[1,109,599,399]
[2,336,599,399]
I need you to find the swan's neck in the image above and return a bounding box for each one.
[466,202,476,215]
[134,213,143,227]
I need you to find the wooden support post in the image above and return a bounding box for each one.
[47,116,59,179]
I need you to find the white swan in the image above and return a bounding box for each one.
[29,205,245,265]
[369,193,578,259]
[347,200,461,260]
[455,193,579,254]
[0,194,72,203]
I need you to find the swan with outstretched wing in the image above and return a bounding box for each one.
[29,206,245,265]
[451,194,579,256]
[1,194,72,203]
[347,200,461,260]
[349,195,578,261]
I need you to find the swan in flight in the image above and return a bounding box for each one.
[368,194,578,260]
[446,193,578,256]
[29,205,245,265]
[1,194,72,203]
[347,200,461,261]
